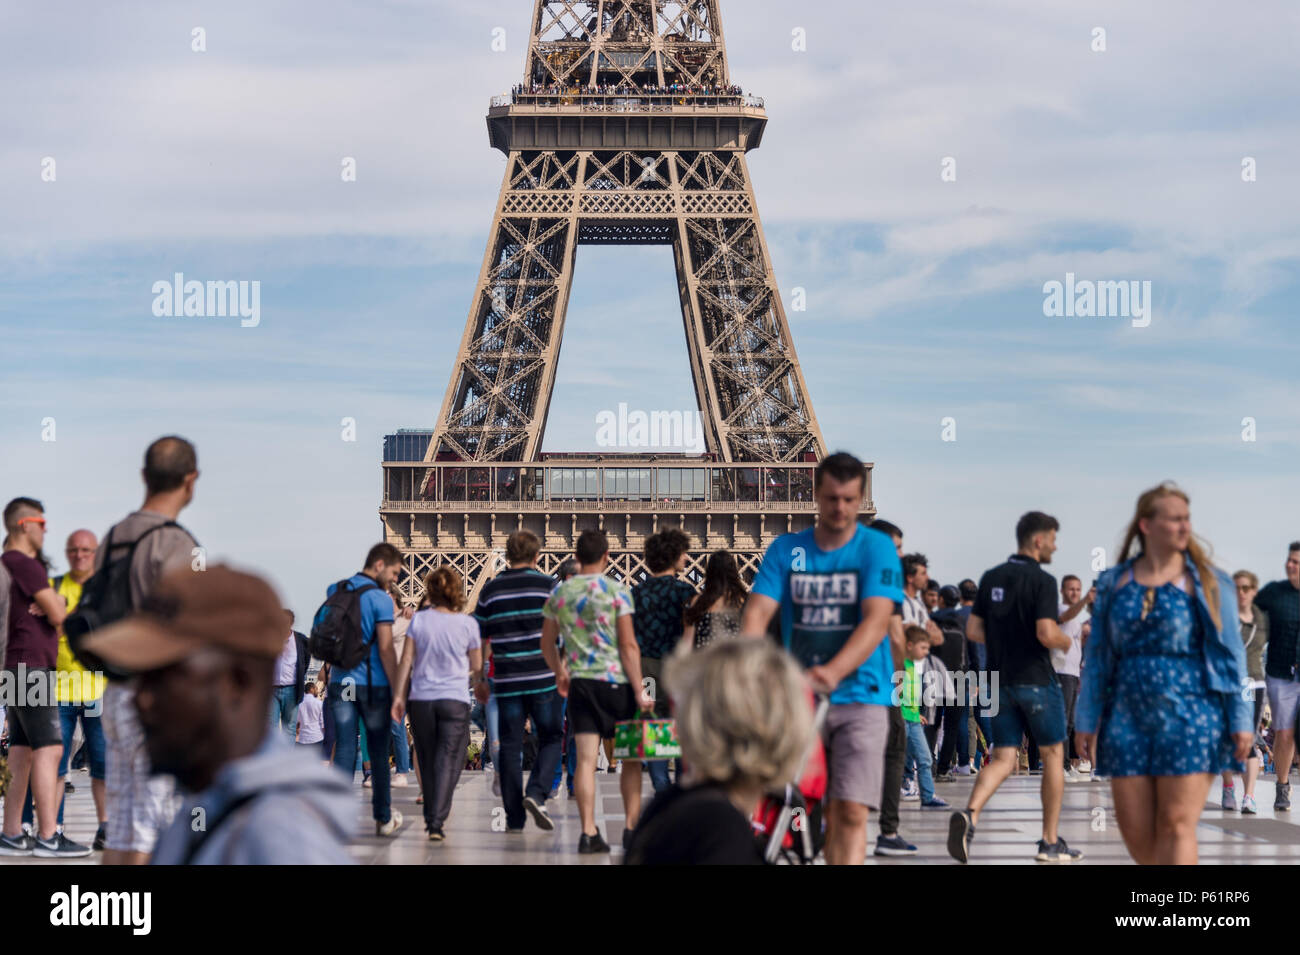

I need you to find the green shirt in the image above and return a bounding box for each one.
[542,574,635,683]
[901,658,922,723]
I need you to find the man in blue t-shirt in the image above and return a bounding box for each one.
[323,543,401,836]
[741,452,903,866]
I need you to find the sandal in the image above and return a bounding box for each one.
[415,794,424,804]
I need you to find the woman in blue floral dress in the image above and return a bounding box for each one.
[1076,483,1253,864]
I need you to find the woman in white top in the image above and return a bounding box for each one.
[392,567,483,840]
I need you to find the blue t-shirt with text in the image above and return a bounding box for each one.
[326,573,396,688]
[752,525,904,705]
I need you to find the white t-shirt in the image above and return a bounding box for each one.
[902,593,930,628]
[297,693,324,744]
[1053,601,1086,677]
[407,609,481,704]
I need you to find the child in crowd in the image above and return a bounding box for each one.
[902,627,947,809]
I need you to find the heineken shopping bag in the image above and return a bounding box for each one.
[613,718,682,760]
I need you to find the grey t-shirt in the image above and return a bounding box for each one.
[94,509,197,607]
[407,609,480,704]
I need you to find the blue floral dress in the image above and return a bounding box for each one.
[1096,578,1240,777]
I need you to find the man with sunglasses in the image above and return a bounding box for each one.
[1,498,91,857]
[1256,541,1300,811]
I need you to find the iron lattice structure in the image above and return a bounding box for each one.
[383,1,869,605]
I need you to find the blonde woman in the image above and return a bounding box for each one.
[391,566,483,841]
[624,638,814,864]
[1075,483,1253,864]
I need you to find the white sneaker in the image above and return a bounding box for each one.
[376,810,404,837]
[1221,782,1237,811]
[902,782,920,802]
[1077,760,1092,774]
[392,774,409,788]
[953,765,973,776]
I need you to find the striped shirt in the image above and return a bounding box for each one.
[474,567,558,697]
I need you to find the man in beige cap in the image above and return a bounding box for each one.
[83,564,355,864]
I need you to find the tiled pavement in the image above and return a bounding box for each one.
[7,766,1300,864]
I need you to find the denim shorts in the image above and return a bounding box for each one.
[1266,675,1300,735]
[990,682,1067,749]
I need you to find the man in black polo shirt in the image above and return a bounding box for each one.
[947,511,1082,864]
[1256,540,1300,811]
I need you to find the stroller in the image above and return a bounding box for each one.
[752,694,830,865]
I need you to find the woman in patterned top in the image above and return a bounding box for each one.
[684,549,747,650]
[1075,483,1253,865]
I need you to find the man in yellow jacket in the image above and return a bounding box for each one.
[20,529,107,850]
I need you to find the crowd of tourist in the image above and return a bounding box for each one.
[1,438,1293,866]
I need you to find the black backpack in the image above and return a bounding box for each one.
[64,520,195,680]
[933,609,967,671]
[309,578,379,672]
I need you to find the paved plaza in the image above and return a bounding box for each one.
[7,767,1300,865]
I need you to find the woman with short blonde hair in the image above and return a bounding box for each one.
[624,638,814,864]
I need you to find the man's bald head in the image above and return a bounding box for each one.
[65,529,97,577]
[143,435,198,496]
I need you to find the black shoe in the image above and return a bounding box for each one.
[578,830,610,854]
[427,827,445,842]
[523,795,555,831]
[64,782,76,795]
[1036,837,1084,863]
[33,833,92,859]
[92,824,107,852]
[947,810,975,863]
[875,833,919,856]
[622,826,635,850]
[0,833,34,857]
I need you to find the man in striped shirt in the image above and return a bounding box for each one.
[474,530,564,832]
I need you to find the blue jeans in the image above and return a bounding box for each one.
[553,699,576,793]
[391,719,411,774]
[904,720,936,803]
[269,685,298,741]
[327,683,394,823]
[485,693,500,770]
[22,703,107,827]
[497,690,565,829]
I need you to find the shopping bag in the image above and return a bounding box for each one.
[612,718,682,759]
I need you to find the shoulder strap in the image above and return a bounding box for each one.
[52,574,65,591]
[181,784,328,865]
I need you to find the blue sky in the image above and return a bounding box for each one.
[3,0,1299,621]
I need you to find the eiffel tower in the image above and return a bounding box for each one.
[382,0,875,605]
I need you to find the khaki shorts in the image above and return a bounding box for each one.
[823,703,889,810]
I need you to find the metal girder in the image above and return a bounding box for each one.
[428,0,825,466]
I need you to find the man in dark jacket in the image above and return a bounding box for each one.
[270,610,311,741]
[930,586,968,778]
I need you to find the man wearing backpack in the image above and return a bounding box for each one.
[930,585,968,779]
[94,436,201,865]
[319,543,403,837]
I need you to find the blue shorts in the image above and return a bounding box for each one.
[990,682,1067,749]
